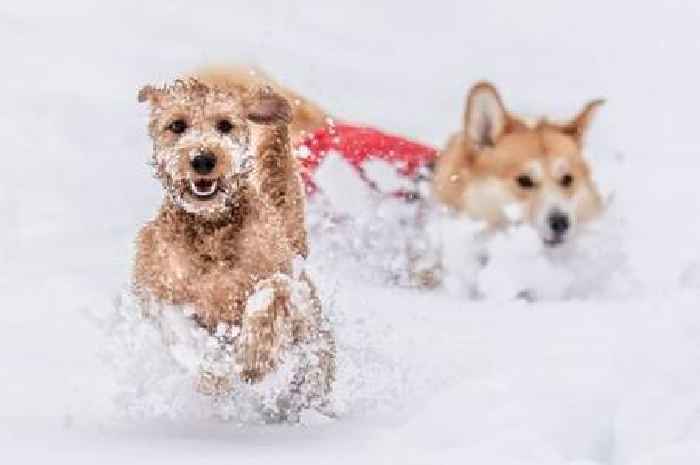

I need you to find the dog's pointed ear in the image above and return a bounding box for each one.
[246,87,292,125]
[138,85,162,105]
[465,82,509,149]
[560,99,605,143]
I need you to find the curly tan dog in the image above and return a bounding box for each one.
[133,78,334,402]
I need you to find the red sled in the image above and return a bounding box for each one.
[296,123,438,199]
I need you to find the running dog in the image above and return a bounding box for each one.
[133,78,334,409]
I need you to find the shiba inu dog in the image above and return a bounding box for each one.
[432,82,605,247]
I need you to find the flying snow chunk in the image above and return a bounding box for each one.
[247,285,275,315]
[502,202,525,223]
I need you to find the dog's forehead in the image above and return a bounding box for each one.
[202,92,247,118]
[546,156,569,175]
[540,130,591,175]
[539,128,579,156]
[478,128,588,177]
[151,83,245,117]
[523,159,544,177]
[477,131,542,173]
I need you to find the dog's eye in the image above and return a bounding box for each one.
[561,174,574,187]
[167,119,187,134]
[216,119,233,134]
[516,174,536,189]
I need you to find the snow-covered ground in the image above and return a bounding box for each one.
[2,1,700,463]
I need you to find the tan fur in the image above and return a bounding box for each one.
[433,82,604,236]
[194,65,329,144]
[133,78,334,392]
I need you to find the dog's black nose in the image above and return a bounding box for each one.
[191,151,217,175]
[548,211,570,234]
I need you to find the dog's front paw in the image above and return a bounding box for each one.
[236,280,288,382]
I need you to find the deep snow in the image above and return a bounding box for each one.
[2,1,700,464]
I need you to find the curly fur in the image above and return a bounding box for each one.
[133,77,334,396]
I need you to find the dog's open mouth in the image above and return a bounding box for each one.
[543,237,566,247]
[189,179,219,200]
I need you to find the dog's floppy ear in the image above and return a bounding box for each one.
[137,85,162,105]
[560,99,605,143]
[246,87,292,125]
[464,82,508,148]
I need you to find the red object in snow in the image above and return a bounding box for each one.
[296,123,438,197]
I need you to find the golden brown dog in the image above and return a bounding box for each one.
[133,78,334,404]
[433,82,605,247]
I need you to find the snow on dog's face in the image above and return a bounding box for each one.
[435,82,605,247]
[138,79,253,216]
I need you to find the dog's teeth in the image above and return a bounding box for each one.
[190,180,217,196]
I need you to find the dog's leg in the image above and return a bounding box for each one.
[133,222,194,308]
[196,323,243,397]
[236,275,293,383]
[235,273,335,391]
[193,269,257,396]
[237,273,336,420]
[287,273,336,414]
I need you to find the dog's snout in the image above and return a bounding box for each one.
[548,211,570,234]
[191,151,217,175]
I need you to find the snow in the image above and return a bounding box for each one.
[246,286,276,316]
[2,1,700,464]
